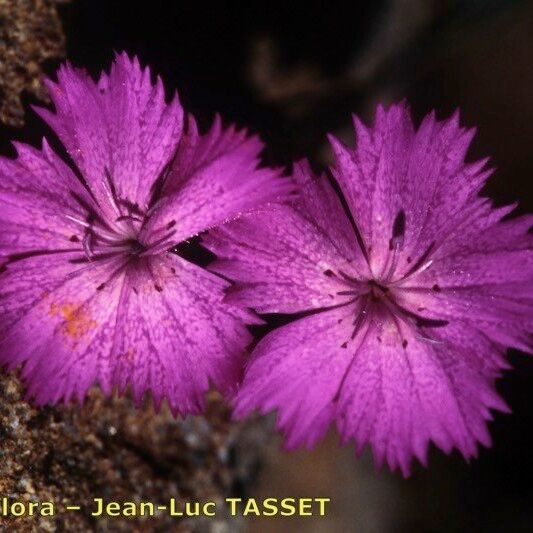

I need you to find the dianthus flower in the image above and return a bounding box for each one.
[0,53,289,412]
[206,103,533,475]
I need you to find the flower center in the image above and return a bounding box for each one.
[367,279,389,301]
[66,168,179,262]
[125,238,146,256]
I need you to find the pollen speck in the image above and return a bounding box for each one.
[123,348,136,363]
[50,302,97,340]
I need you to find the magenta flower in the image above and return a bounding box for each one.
[0,53,290,413]
[206,103,533,475]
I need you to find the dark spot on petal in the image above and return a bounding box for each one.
[170,267,176,274]
[154,284,163,292]
[132,287,139,295]
[69,235,80,242]
[323,269,334,277]
[416,317,449,328]
[377,336,382,343]
[328,294,334,299]
[338,318,343,324]
[417,307,425,311]
[407,256,412,263]
[341,342,348,349]
[432,284,441,292]
[392,209,406,241]
[402,339,408,349]
[166,220,176,230]
[0,264,6,274]
[96,283,105,291]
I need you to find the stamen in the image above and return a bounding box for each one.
[380,293,449,333]
[139,229,177,257]
[116,214,144,224]
[380,209,406,282]
[382,240,401,283]
[82,232,94,260]
[338,270,360,284]
[351,296,369,339]
[103,167,123,218]
[391,241,436,286]
[65,215,122,243]
[65,214,91,229]
[391,209,406,244]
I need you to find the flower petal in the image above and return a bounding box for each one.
[399,213,533,353]
[234,305,360,449]
[234,302,508,476]
[0,251,252,410]
[0,252,127,404]
[0,140,96,257]
[35,53,184,215]
[109,253,253,414]
[329,103,492,276]
[205,203,357,314]
[141,114,292,245]
[336,322,506,476]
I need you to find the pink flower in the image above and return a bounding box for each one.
[0,53,290,413]
[206,103,533,475]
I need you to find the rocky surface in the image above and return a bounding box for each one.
[0,0,68,126]
[0,374,269,531]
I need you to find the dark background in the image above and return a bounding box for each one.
[4,1,533,531]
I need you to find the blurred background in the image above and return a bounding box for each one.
[1,1,533,531]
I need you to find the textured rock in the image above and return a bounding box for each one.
[0,374,269,531]
[0,0,68,126]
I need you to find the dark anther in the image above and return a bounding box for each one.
[154,284,163,292]
[166,220,176,230]
[341,342,348,349]
[432,284,441,292]
[402,339,408,349]
[337,290,356,296]
[118,199,144,216]
[69,235,80,242]
[392,209,406,240]
[116,215,143,223]
[415,317,448,328]
[96,283,106,291]
[323,269,334,277]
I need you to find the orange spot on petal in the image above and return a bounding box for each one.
[49,302,97,340]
